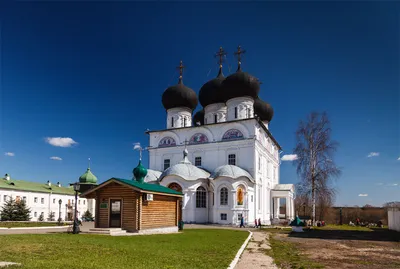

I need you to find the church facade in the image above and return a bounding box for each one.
[141,47,295,225]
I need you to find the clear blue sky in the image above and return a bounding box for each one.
[1,2,399,206]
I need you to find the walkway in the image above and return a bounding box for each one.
[235,230,277,269]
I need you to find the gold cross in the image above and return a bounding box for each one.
[234,45,246,71]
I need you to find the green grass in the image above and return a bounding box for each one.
[265,234,324,269]
[314,224,373,232]
[0,229,248,269]
[0,222,70,228]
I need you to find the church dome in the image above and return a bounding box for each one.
[159,149,210,181]
[221,70,260,102]
[199,69,225,107]
[134,169,161,184]
[133,160,148,184]
[254,97,274,122]
[193,109,205,126]
[161,61,198,111]
[211,165,254,182]
[79,168,98,184]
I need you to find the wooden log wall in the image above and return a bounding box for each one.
[96,182,138,231]
[141,194,178,229]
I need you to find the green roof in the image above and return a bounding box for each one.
[79,168,98,184]
[0,178,75,195]
[290,216,305,227]
[113,178,183,196]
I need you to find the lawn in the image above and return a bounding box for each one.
[264,226,400,269]
[0,229,248,269]
[0,222,70,228]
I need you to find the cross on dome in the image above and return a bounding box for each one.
[177,60,185,84]
[234,45,246,71]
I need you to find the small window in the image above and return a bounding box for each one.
[23,196,27,202]
[214,114,218,123]
[164,159,171,170]
[171,117,174,127]
[195,157,202,167]
[251,195,253,202]
[228,154,236,165]
[3,195,6,202]
[220,187,228,206]
[196,186,207,208]
[83,200,86,205]
[41,198,44,204]
[53,199,56,204]
[221,213,227,221]
[78,200,81,205]
[237,213,243,222]
[34,212,37,217]
[34,197,38,203]
[183,117,187,127]
[258,156,261,170]
[234,107,238,119]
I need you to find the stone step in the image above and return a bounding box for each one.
[89,228,122,232]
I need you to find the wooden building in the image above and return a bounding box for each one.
[80,160,183,234]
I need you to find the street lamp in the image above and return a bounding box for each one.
[58,199,62,225]
[72,182,80,234]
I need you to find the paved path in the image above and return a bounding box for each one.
[0,261,20,267]
[235,231,277,269]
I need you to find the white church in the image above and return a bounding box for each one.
[139,47,295,226]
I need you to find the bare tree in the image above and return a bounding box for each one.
[294,112,340,225]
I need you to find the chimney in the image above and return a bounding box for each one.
[57,182,61,187]
[4,174,10,181]
[47,180,51,187]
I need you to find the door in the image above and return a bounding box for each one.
[109,199,122,228]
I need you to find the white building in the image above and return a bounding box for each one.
[141,47,295,225]
[0,168,97,221]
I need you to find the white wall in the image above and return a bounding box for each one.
[226,97,254,121]
[388,208,400,232]
[167,107,192,129]
[204,103,227,124]
[0,189,95,221]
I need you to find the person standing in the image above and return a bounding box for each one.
[240,216,245,228]
[258,218,262,229]
[254,219,258,228]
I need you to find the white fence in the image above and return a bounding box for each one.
[388,208,400,232]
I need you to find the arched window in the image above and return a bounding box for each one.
[196,186,206,208]
[237,185,245,206]
[171,117,174,127]
[220,187,228,206]
[234,107,238,119]
[183,117,187,127]
[168,183,182,193]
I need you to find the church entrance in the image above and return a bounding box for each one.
[109,199,122,228]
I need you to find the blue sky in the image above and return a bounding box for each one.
[1,2,399,206]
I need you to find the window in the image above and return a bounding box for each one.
[228,154,236,165]
[41,198,44,204]
[214,114,218,123]
[34,197,38,203]
[246,108,250,118]
[196,186,206,208]
[34,212,37,217]
[237,213,243,222]
[220,187,228,206]
[78,200,81,205]
[23,196,27,202]
[171,117,174,127]
[258,156,261,171]
[163,159,170,170]
[83,200,86,205]
[53,199,56,204]
[258,188,261,210]
[220,213,227,221]
[234,107,238,119]
[183,117,187,127]
[3,195,7,202]
[251,195,253,202]
[195,157,202,167]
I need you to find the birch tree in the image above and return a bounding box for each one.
[294,112,340,226]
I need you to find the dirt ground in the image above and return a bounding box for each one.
[274,228,400,269]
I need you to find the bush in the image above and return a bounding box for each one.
[0,198,31,221]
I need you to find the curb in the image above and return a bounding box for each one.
[227,230,253,269]
[0,226,69,230]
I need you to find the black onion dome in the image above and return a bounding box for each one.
[199,70,225,107]
[221,70,260,101]
[193,109,205,126]
[162,80,198,111]
[254,97,274,122]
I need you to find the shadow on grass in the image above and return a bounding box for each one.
[288,227,400,242]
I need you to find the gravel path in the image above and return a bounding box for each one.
[235,231,277,269]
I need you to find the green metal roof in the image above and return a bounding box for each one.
[113,178,183,196]
[0,178,75,195]
[79,168,98,184]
